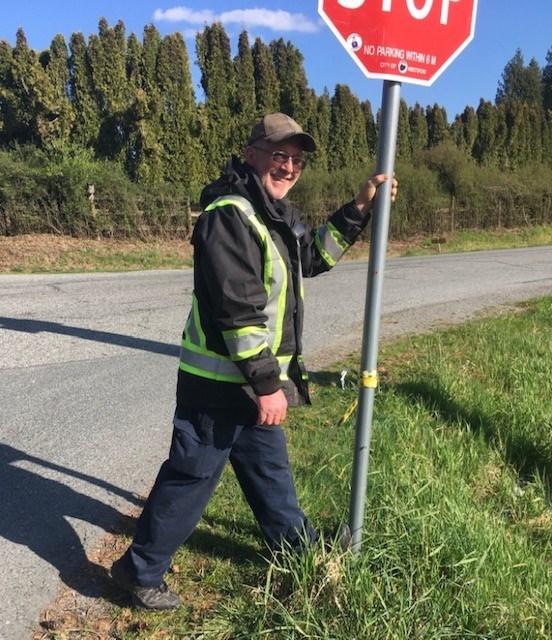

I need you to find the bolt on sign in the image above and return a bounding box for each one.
[319,0,478,85]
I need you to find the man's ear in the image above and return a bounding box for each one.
[244,145,258,165]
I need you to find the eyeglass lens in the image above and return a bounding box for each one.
[272,151,305,168]
[252,145,306,169]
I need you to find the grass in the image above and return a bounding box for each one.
[85,297,551,640]
[1,225,551,273]
[396,225,552,257]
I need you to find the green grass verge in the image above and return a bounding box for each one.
[109,297,551,639]
[399,225,552,257]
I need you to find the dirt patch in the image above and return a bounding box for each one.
[0,234,195,272]
[0,233,432,274]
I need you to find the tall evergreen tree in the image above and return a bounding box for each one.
[1,29,45,145]
[141,24,161,96]
[528,103,543,163]
[494,102,508,164]
[252,37,280,116]
[124,32,154,181]
[299,87,325,169]
[131,24,164,182]
[460,105,478,154]
[409,103,428,152]
[496,49,524,105]
[88,18,130,159]
[426,104,449,147]
[126,32,142,88]
[542,108,552,165]
[233,30,257,144]
[505,100,531,167]
[450,114,464,149]
[271,38,310,124]
[543,47,552,112]
[69,32,101,148]
[496,49,543,107]
[473,99,499,165]
[327,84,369,171]
[526,58,544,107]
[0,40,14,144]
[361,99,378,155]
[157,32,203,193]
[38,34,74,150]
[396,98,411,160]
[196,22,236,170]
[312,88,331,170]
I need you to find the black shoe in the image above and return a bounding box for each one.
[111,558,181,611]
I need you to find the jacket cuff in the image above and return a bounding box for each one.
[250,376,282,396]
[329,200,372,241]
[234,348,282,396]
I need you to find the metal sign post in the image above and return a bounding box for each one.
[349,80,401,554]
[319,0,479,555]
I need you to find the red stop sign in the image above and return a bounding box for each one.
[319,0,478,85]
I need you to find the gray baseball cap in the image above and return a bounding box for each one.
[247,113,317,152]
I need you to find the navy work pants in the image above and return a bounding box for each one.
[122,405,316,587]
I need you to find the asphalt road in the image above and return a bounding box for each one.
[1,246,551,639]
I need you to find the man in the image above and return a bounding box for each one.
[111,113,397,610]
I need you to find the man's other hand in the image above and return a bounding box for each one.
[257,389,288,426]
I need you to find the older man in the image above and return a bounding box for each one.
[111,113,397,610]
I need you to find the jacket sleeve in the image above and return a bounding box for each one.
[192,204,282,396]
[298,200,371,277]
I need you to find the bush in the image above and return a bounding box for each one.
[0,147,192,237]
[390,161,445,237]
[1,145,551,238]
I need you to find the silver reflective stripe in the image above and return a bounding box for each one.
[315,221,350,267]
[180,343,245,382]
[223,327,269,360]
[278,356,291,380]
[184,294,202,345]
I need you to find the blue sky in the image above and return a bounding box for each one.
[2,1,551,121]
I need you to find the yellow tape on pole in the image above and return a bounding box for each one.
[361,370,378,389]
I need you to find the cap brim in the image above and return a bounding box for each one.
[264,131,317,152]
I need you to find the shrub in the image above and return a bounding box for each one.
[1,145,551,238]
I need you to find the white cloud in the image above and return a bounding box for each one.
[153,8,216,24]
[154,6,320,33]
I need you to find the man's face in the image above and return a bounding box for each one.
[245,138,305,200]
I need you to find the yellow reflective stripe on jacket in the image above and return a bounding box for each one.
[179,344,292,383]
[231,198,288,354]
[180,195,289,383]
[315,221,350,267]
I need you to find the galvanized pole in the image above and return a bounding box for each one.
[349,80,401,554]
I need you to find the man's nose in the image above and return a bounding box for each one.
[282,156,295,172]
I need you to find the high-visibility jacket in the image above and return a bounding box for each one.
[176,157,371,410]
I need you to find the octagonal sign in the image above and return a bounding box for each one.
[319,0,478,85]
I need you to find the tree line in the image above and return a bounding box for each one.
[1,19,551,237]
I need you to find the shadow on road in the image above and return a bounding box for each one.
[0,316,180,357]
[0,443,142,597]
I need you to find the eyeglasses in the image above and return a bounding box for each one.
[252,146,306,171]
